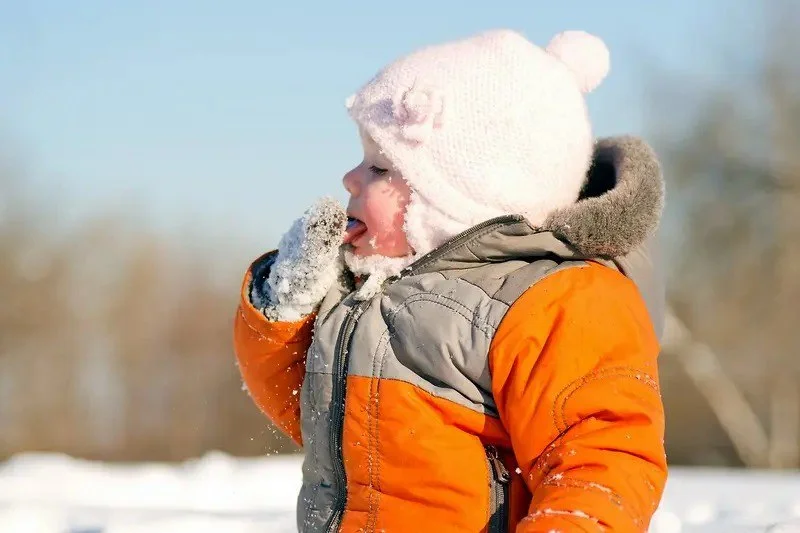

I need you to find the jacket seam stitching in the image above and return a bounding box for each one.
[238,307,269,341]
[542,477,641,528]
[388,293,496,338]
[365,330,389,532]
[484,445,492,529]
[365,335,380,529]
[436,262,586,308]
[304,372,319,529]
[542,477,624,508]
[521,510,600,530]
[552,366,660,433]
[239,306,310,347]
[368,376,497,416]
[444,273,512,309]
[373,339,390,531]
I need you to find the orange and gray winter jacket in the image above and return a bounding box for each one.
[233,136,668,532]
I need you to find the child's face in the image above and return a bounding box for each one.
[342,133,412,258]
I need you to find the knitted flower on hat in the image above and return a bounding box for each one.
[346,29,610,256]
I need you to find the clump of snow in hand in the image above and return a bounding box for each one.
[263,197,347,321]
[256,194,419,307]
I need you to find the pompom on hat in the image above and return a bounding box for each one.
[346,28,610,257]
[545,30,610,94]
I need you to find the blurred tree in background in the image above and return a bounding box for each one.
[656,0,799,468]
[0,165,296,461]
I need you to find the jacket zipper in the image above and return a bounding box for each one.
[324,215,523,532]
[324,300,369,533]
[486,445,510,533]
[400,215,524,278]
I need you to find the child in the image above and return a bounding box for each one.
[234,28,667,533]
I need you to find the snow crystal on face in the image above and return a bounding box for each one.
[263,197,347,321]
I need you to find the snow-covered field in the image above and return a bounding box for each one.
[1,451,799,533]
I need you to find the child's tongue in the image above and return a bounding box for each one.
[344,218,368,245]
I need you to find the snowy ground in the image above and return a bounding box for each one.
[1,452,799,533]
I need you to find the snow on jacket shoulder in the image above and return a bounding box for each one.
[233,136,667,533]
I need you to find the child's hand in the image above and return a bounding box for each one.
[262,197,347,322]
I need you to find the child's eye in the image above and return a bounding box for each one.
[369,165,389,176]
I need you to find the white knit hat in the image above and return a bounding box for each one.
[345,29,610,256]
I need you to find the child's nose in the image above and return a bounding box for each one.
[342,168,361,197]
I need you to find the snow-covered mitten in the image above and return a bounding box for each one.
[256,197,347,322]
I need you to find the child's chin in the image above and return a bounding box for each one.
[350,243,384,257]
[343,246,416,281]
[344,238,411,259]
[358,248,409,259]
[349,246,376,257]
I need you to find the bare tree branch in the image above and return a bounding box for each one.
[663,311,771,468]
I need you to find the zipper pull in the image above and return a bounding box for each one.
[487,446,510,484]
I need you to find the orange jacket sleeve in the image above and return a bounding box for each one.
[232,253,314,447]
[490,262,667,533]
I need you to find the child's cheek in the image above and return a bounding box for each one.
[364,177,412,256]
[374,207,410,256]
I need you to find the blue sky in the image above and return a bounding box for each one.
[1,1,762,252]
